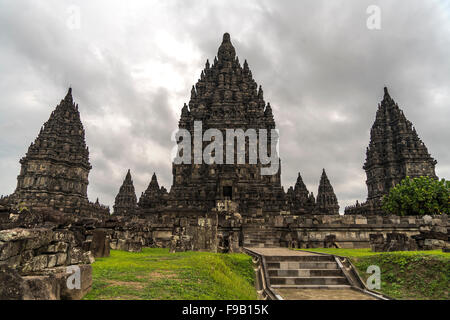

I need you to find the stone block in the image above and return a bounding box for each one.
[23,275,59,300]
[56,252,68,266]
[355,217,367,224]
[91,229,110,258]
[0,240,22,261]
[51,264,92,300]
[369,233,384,244]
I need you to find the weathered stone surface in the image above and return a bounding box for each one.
[0,265,34,300]
[16,209,44,228]
[23,275,60,300]
[90,229,110,258]
[54,264,93,300]
[116,239,142,252]
[39,264,92,300]
[0,240,22,261]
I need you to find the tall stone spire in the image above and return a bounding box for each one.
[170,33,284,215]
[11,88,92,213]
[113,169,138,216]
[316,169,339,215]
[287,172,316,214]
[139,173,168,211]
[364,87,437,202]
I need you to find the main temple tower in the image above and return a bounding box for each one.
[169,33,285,215]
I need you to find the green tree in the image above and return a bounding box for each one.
[382,176,449,216]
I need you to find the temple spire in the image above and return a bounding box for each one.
[316,169,339,215]
[150,172,159,189]
[113,169,137,215]
[363,87,437,203]
[125,169,132,182]
[138,172,167,210]
[11,88,91,212]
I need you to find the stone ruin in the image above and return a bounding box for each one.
[370,215,449,252]
[0,33,448,300]
[0,208,109,300]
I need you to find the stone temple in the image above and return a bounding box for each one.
[168,33,285,216]
[1,33,439,220]
[112,33,339,217]
[345,87,437,215]
[0,35,448,299]
[113,170,138,216]
[6,89,107,215]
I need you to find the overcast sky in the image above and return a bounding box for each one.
[0,0,449,213]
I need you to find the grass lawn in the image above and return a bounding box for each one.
[298,248,449,300]
[83,248,257,300]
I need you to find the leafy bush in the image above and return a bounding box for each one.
[382,176,449,216]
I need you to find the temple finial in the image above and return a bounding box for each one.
[64,87,73,103]
[222,32,231,43]
[218,32,236,62]
[383,86,391,100]
[258,86,264,99]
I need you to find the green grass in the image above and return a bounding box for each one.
[298,248,450,300]
[83,248,257,300]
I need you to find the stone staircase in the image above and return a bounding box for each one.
[265,254,350,289]
[243,227,279,248]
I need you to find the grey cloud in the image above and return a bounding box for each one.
[0,0,449,211]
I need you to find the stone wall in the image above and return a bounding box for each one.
[267,214,448,249]
[107,210,448,252]
[0,208,110,300]
[1,204,448,300]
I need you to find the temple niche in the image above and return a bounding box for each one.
[345,87,437,215]
[8,88,108,215]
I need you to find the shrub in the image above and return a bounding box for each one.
[382,176,449,216]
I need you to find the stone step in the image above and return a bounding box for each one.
[265,255,335,262]
[244,234,278,238]
[244,241,278,245]
[267,262,339,270]
[268,269,343,277]
[271,284,352,289]
[244,243,279,248]
[269,276,348,286]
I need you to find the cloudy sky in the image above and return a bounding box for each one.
[0,0,449,213]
